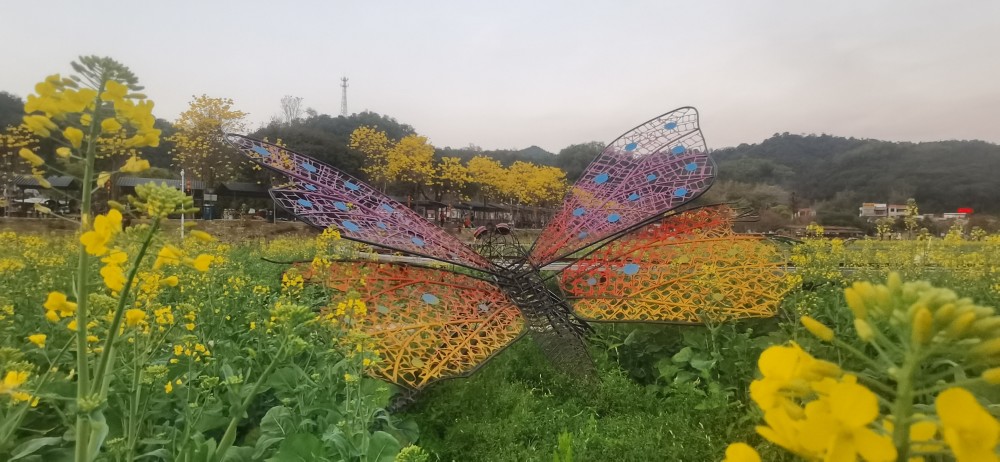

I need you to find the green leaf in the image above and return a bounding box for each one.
[365,431,401,462]
[260,406,295,437]
[268,367,306,395]
[134,448,172,460]
[86,410,110,460]
[689,358,717,373]
[266,433,327,462]
[9,437,64,460]
[671,346,693,363]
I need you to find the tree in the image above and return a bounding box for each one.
[875,217,894,240]
[0,91,24,130]
[433,156,470,202]
[467,155,507,204]
[384,134,435,195]
[280,95,304,125]
[254,111,415,179]
[903,198,920,239]
[350,126,392,189]
[555,142,603,183]
[169,95,248,187]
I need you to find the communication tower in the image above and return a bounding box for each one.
[340,77,349,117]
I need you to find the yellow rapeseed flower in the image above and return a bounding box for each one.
[18,148,44,167]
[0,370,29,395]
[722,443,760,462]
[854,318,875,342]
[154,245,183,269]
[982,368,1000,385]
[101,80,128,102]
[63,126,84,148]
[80,210,123,256]
[23,114,56,137]
[936,387,1000,461]
[101,250,128,266]
[100,264,126,292]
[100,117,122,133]
[27,334,46,348]
[912,306,934,346]
[191,254,213,272]
[800,316,834,342]
[125,309,146,327]
[56,147,71,158]
[120,156,150,173]
[160,276,179,287]
[96,171,112,188]
[188,230,214,242]
[43,291,77,319]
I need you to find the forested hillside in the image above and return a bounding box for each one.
[713,133,1000,217]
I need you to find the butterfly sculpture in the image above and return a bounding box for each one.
[225,107,787,390]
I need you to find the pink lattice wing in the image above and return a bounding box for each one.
[529,107,714,266]
[225,134,491,271]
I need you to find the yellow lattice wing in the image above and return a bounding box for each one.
[559,205,787,323]
[303,262,524,389]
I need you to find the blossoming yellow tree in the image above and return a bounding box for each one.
[168,95,248,187]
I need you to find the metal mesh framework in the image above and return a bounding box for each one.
[225,134,492,272]
[224,108,790,390]
[301,262,524,390]
[559,205,786,323]
[529,107,714,266]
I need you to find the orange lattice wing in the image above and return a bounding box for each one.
[559,205,786,323]
[302,262,524,390]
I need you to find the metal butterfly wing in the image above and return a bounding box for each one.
[225,135,522,390]
[558,205,788,323]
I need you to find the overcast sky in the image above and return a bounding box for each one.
[4,0,999,152]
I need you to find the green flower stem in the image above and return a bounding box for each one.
[213,341,287,462]
[914,377,985,397]
[892,350,921,462]
[74,80,107,462]
[90,218,160,394]
[832,338,891,372]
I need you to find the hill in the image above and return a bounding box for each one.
[712,133,1000,218]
